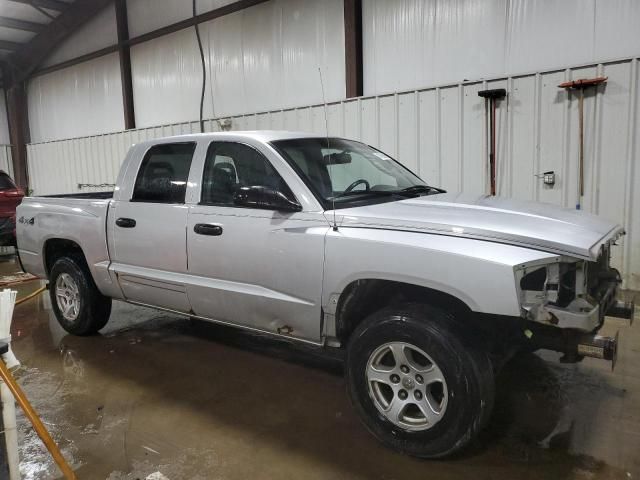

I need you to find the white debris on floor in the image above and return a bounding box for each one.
[146,472,170,480]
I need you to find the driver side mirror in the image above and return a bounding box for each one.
[233,185,302,212]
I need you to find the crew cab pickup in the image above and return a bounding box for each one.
[16,131,635,458]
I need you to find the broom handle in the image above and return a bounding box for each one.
[0,360,77,480]
[578,89,585,198]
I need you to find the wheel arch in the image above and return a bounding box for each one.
[43,238,88,276]
[334,278,475,344]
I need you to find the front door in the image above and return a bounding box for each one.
[109,142,196,312]
[186,141,328,342]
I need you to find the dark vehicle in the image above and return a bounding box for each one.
[0,171,24,246]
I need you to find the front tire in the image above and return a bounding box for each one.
[49,255,112,335]
[346,303,494,458]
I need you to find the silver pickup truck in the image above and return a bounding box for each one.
[16,131,634,458]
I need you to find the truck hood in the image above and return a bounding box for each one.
[331,193,624,260]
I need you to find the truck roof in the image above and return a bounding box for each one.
[135,130,326,148]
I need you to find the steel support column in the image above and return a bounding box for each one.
[344,0,363,98]
[115,0,135,129]
[5,81,30,189]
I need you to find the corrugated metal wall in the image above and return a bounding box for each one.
[26,56,640,289]
[127,0,239,37]
[27,53,125,143]
[363,0,640,95]
[27,0,345,138]
[131,0,345,127]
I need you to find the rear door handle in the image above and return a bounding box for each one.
[194,223,223,236]
[116,217,136,228]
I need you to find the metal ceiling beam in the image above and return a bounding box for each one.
[0,40,21,51]
[7,0,69,12]
[7,0,112,84]
[0,16,45,33]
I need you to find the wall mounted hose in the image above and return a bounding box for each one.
[194,0,206,133]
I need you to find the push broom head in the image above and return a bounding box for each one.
[478,88,507,99]
[558,77,608,90]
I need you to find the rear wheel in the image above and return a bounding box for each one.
[346,303,494,458]
[49,255,111,335]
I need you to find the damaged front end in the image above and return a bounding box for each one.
[516,242,634,368]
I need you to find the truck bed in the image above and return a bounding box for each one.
[16,195,113,287]
[41,191,114,199]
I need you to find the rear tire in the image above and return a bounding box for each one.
[346,303,494,458]
[49,255,111,335]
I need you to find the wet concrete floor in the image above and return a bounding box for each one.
[1,256,639,479]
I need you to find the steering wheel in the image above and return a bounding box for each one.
[343,179,370,194]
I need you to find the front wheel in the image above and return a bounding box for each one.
[49,255,112,335]
[346,303,494,458]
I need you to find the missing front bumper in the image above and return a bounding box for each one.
[525,278,628,331]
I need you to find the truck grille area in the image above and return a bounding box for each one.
[552,245,618,310]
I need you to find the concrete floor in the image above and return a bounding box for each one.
[2,256,639,479]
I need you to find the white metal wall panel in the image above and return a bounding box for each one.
[25,57,640,289]
[131,0,345,127]
[127,0,192,37]
[41,3,118,68]
[126,0,238,37]
[363,0,640,96]
[130,28,210,128]
[27,53,125,143]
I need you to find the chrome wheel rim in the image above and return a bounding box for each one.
[366,342,448,431]
[55,273,80,322]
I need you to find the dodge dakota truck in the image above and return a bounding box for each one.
[16,131,634,458]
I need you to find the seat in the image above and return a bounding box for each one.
[205,162,237,205]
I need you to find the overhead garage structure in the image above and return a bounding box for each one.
[0,1,639,477]
[2,0,639,288]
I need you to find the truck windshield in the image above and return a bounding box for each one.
[271,138,440,209]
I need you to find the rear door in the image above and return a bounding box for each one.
[108,142,196,312]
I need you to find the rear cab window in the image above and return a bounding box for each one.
[132,143,196,203]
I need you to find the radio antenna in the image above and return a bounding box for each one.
[318,67,338,231]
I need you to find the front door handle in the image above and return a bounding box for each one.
[116,217,136,228]
[194,223,223,236]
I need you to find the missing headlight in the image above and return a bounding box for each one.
[520,267,546,291]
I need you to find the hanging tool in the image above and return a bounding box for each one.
[478,88,507,196]
[558,77,607,210]
[0,342,77,479]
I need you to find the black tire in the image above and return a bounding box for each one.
[346,303,494,458]
[48,255,112,335]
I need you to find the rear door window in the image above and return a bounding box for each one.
[132,143,196,203]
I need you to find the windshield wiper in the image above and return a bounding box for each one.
[331,190,398,200]
[395,185,447,195]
